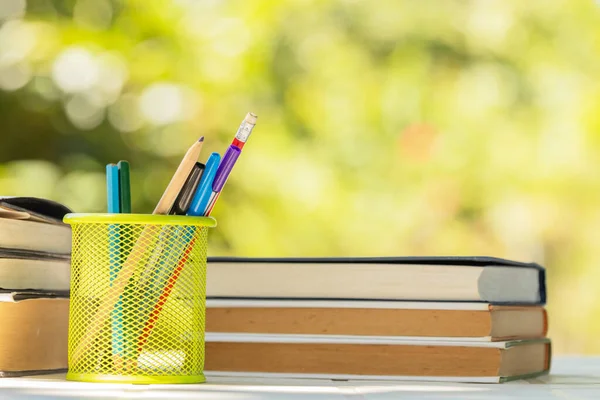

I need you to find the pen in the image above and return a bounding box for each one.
[186,152,221,216]
[203,146,240,215]
[203,112,257,215]
[170,162,205,215]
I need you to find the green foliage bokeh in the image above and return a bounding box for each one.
[0,0,599,354]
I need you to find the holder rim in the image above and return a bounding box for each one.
[63,213,217,227]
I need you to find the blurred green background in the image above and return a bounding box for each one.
[0,0,597,354]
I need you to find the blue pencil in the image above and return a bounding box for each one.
[106,164,123,359]
[106,164,120,214]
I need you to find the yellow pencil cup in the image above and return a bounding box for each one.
[63,213,216,384]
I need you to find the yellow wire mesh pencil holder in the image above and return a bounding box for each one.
[63,213,216,384]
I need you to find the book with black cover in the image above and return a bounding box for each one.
[0,196,72,224]
[206,256,546,305]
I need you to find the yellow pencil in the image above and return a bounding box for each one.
[71,137,205,369]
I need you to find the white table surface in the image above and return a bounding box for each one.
[0,356,598,399]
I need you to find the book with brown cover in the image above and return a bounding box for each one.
[0,297,68,376]
[206,299,548,341]
[204,334,551,383]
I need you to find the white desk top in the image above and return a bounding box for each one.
[0,356,598,399]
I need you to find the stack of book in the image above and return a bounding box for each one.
[203,256,550,383]
[0,197,71,376]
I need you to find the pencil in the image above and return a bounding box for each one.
[153,138,205,215]
[113,160,131,366]
[71,138,205,368]
[118,160,131,214]
[137,236,197,352]
[106,164,120,214]
[106,164,123,361]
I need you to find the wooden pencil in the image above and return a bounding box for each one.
[153,137,205,215]
[71,137,205,368]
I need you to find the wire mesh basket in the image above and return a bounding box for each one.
[63,213,216,384]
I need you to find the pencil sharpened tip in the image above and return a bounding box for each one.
[198,136,205,142]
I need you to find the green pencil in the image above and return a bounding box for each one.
[118,160,131,213]
[115,160,131,367]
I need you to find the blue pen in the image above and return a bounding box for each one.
[187,152,221,216]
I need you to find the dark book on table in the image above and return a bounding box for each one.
[0,197,72,255]
[206,256,546,305]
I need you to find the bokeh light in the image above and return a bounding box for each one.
[0,0,26,21]
[52,47,99,93]
[0,0,599,356]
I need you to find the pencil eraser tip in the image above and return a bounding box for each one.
[245,112,257,124]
